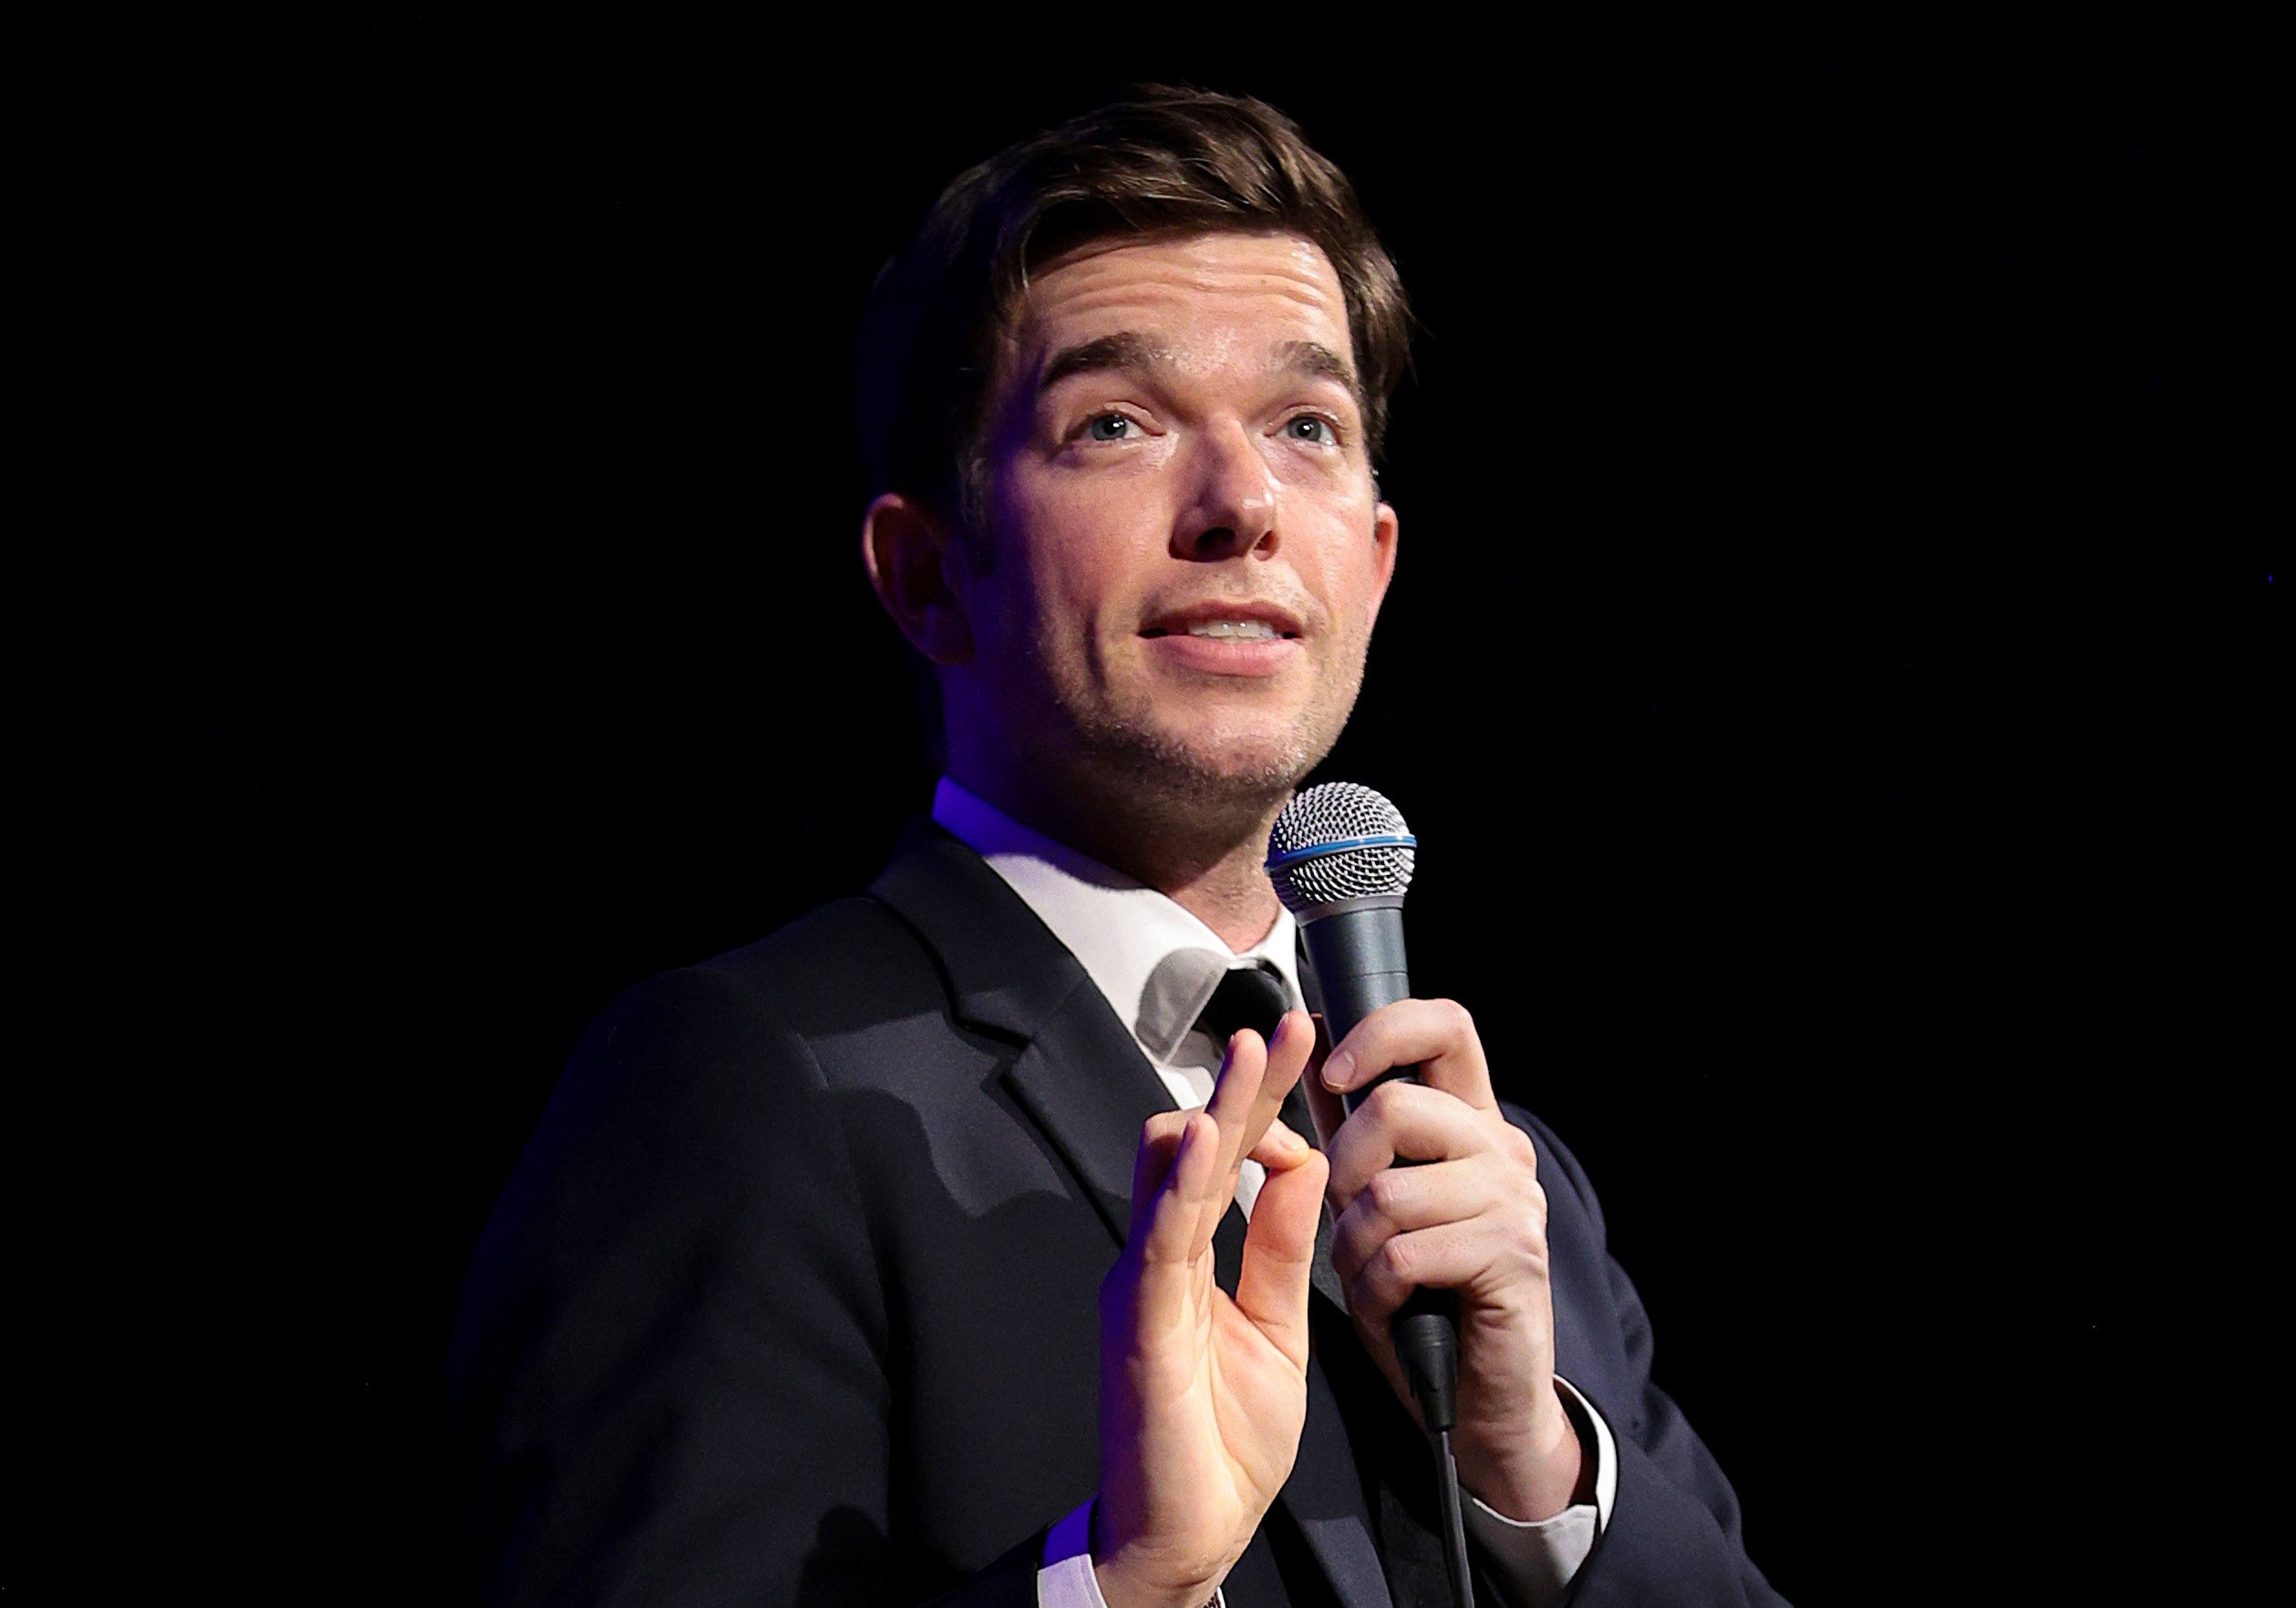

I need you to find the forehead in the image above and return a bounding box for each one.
[1005,232,1353,375]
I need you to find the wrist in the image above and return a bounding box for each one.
[1454,1385,1584,1522]
[1091,1562,1220,1608]
[1089,1500,1226,1608]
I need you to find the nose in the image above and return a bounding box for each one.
[1174,420,1277,561]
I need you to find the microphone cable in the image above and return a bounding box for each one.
[1433,1431,1474,1608]
[1401,1297,1474,1608]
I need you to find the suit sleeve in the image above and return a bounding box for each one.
[1505,1110,1792,1608]
[448,966,1044,1607]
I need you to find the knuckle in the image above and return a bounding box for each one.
[1363,1168,1407,1221]
[1363,1077,1412,1122]
[1320,1119,1364,1170]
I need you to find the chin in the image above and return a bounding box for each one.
[1122,720,1329,801]
[1058,684,1350,807]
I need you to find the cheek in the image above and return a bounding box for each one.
[998,533,1143,659]
[1301,511,1386,610]
[1074,554,1164,650]
[1019,504,1164,617]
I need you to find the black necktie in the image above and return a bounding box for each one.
[1193,961,1291,1047]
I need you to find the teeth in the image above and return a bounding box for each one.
[1184,620,1279,640]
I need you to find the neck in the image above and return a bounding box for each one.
[948,761,1286,953]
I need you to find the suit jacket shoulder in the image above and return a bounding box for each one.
[450,841,1166,1605]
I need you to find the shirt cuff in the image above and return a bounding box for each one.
[1459,1376,1618,1608]
[1039,1497,1227,1608]
[1039,1500,1104,1608]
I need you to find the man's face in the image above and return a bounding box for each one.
[948,230,1399,816]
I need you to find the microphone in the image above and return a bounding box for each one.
[1266,782,1459,1435]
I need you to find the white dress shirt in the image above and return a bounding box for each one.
[930,778,1614,1608]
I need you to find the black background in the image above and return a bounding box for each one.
[75,23,2281,1607]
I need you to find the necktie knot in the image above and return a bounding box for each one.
[1192,961,1291,1049]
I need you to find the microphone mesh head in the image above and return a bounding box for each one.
[1267,782,1415,912]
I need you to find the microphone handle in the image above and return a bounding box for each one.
[1331,968,1415,1108]
[1306,906,1463,1434]
[1308,902,1412,1100]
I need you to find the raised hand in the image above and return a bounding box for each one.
[1302,998,1587,1523]
[1092,1009,1330,1608]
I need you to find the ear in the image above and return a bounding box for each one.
[862,492,976,665]
[1364,497,1401,627]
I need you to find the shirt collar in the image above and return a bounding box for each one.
[930,777,1301,1063]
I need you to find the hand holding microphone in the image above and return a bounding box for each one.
[1093,783,1580,1608]
[1271,785,1585,1534]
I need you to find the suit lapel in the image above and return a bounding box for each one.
[1004,985,1171,1244]
[872,822,1175,1245]
[872,822,1394,1608]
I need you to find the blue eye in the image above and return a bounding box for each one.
[1286,416,1337,445]
[1085,414,1135,442]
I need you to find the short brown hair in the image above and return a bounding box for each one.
[857,86,1412,538]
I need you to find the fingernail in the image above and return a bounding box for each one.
[1321,1049,1354,1089]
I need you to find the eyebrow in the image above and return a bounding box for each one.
[1270,338,1360,397]
[1037,331,1166,393]
[1036,331,1362,406]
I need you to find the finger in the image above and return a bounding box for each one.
[1233,1138,1329,1370]
[1329,1157,1540,1282]
[1247,1111,1312,1169]
[1264,1008,1315,1099]
[1142,1111,1216,1260]
[1195,1026,1270,1252]
[1220,1010,1313,1156]
[1117,1109,1191,1335]
[1139,1109,1218,1276]
[1125,1108,1195,1242]
[1250,1009,1315,1144]
[1112,1110,1215,1344]
[1346,1219,1549,1321]
[1331,1156,1509,1255]
[1321,1079,1519,1210]
[1319,998,1496,1112]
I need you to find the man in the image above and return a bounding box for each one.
[451,88,1785,1607]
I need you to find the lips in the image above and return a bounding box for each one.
[1138,600,1307,640]
[1137,600,1307,677]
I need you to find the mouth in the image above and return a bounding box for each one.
[1135,602,1307,679]
[1139,603,1306,642]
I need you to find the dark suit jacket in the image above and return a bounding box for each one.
[450,827,1787,1606]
